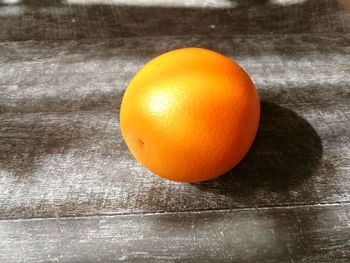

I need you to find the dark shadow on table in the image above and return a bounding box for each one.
[188,102,328,260]
[194,102,323,199]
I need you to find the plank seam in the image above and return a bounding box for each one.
[1,201,350,222]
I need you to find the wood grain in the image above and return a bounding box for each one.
[0,34,349,219]
[0,1,349,261]
[1,204,349,263]
[0,0,349,42]
[1,34,349,114]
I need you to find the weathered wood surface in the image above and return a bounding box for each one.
[1,204,349,263]
[0,0,349,42]
[0,34,349,219]
[0,0,350,262]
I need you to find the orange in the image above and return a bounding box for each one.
[120,48,260,183]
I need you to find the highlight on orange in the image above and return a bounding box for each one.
[120,48,260,183]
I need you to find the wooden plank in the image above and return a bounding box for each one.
[0,102,349,219]
[0,0,349,42]
[0,34,349,219]
[1,34,349,114]
[0,2,348,262]
[0,204,349,263]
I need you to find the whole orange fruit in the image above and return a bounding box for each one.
[120,48,260,183]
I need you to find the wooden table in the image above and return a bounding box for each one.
[0,0,349,262]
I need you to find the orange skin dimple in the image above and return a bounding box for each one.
[120,47,260,183]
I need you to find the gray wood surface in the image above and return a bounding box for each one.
[0,0,349,42]
[1,204,349,263]
[0,0,349,262]
[0,34,349,219]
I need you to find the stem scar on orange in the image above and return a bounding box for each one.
[120,47,260,183]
